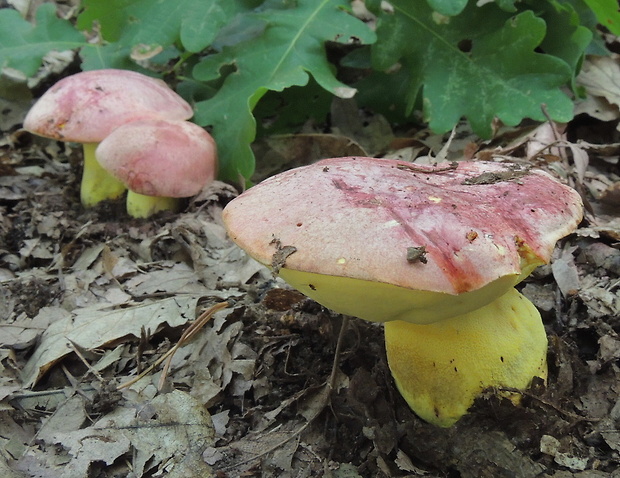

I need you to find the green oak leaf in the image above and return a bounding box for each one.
[370,1,574,137]
[494,0,518,11]
[0,4,86,78]
[582,0,620,35]
[77,0,249,55]
[192,0,375,181]
[537,1,592,88]
[80,43,138,72]
[426,0,468,16]
[254,79,333,135]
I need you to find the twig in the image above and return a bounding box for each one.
[540,104,563,143]
[67,339,105,383]
[116,301,228,391]
[157,301,228,390]
[9,386,97,401]
[396,161,458,174]
[328,316,349,390]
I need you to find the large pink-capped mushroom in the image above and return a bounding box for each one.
[23,69,193,207]
[222,157,583,426]
[95,118,217,218]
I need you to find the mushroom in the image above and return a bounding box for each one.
[23,69,193,207]
[222,157,583,426]
[95,118,217,218]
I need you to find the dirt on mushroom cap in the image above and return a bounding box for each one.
[223,157,583,296]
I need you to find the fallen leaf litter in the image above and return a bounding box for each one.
[1,59,620,476]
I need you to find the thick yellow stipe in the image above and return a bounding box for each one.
[278,266,537,324]
[126,191,179,218]
[80,143,126,207]
[384,288,547,427]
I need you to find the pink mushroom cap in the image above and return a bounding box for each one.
[223,157,583,297]
[23,69,193,142]
[95,119,217,197]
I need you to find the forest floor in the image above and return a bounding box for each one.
[1,31,620,478]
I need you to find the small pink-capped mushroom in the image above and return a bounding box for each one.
[23,69,193,207]
[95,118,217,218]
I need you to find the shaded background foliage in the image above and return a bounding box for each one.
[1,0,619,180]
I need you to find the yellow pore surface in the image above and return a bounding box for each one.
[384,288,547,427]
[278,265,537,324]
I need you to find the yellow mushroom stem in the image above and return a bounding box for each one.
[126,191,179,218]
[384,287,547,427]
[80,143,126,207]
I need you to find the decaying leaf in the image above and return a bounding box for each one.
[0,306,63,349]
[600,181,620,206]
[540,435,588,471]
[578,215,620,241]
[551,247,581,297]
[578,275,620,319]
[578,55,620,110]
[21,296,199,386]
[30,390,214,478]
[253,133,367,182]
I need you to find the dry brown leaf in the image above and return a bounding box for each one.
[600,400,620,454]
[0,306,62,349]
[330,97,394,155]
[124,262,209,296]
[40,390,214,478]
[566,142,590,184]
[21,296,199,387]
[186,312,255,407]
[600,181,620,206]
[540,435,588,471]
[448,429,546,477]
[581,242,620,276]
[525,122,566,160]
[252,133,367,181]
[204,425,300,475]
[574,94,620,122]
[36,395,87,443]
[577,367,619,419]
[578,275,620,318]
[164,216,266,288]
[0,456,24,478]
[577,214,620,241]
[327,462,364,478]
[521,282,556,312]
[0,95,31,131]
[394,449,427,474]
[0,412,32,476]
[551,247,581,297]
[578,55,620,110]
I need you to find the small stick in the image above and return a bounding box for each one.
[396,161,458,174]
[540,104,563,143]
[67,339,105,383]
[117,301,228,390]
[328,316,349,390]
